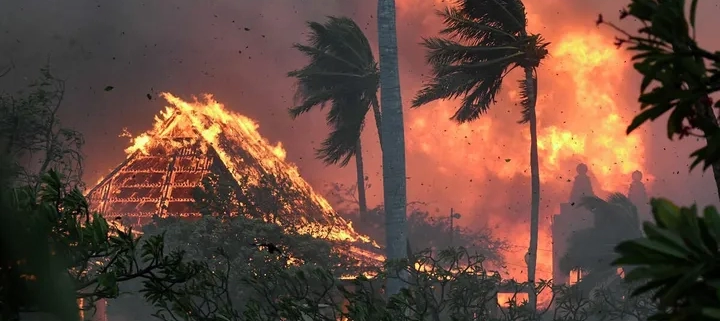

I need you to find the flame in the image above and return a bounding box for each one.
[401,5,650,284]
[497,292,529,308]
[113,93,383,263]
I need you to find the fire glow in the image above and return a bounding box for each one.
[400,7,650,283]
[110,93,383,263]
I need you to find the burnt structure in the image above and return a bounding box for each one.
[551,163,650,285]
[85,94,381,263]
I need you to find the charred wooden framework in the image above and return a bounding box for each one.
[84,104,378,256]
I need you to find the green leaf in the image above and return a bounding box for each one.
[666,108,683,139]
[642,223,689,254]
[620,238,689,263]
[702,308,720,319]
[678,205,713,258]
[627,105,670,134]
[651,198,682,228]
[703,206,720,243]
[630,277,674,297]
[689,0,699,35]
[658,265,704,307]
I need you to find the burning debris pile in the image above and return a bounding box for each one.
[86,92,382,265]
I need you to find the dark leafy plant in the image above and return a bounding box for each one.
[588,280,657,321]
[0,66,84,188]
[143,246,561,321]
[326,183,508,265]
[612,198,720,320]
[600,0,720,171]
[0,170,197,321]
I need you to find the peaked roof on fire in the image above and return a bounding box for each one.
[86,93,381,263]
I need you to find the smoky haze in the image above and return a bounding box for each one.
[2,0,720,279]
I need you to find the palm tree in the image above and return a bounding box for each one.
[411,0,548,309]
[287,16,382,220]
[377,0,410,297]
[560,193,643,293]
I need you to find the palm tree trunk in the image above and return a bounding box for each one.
[525,67,541,313]
[377,0,409,297]
[355,139,368,221]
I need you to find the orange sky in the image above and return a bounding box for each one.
[3,0,720,281]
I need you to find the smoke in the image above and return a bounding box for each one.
[2,0,720,278]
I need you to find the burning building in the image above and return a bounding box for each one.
[85,92,383,265]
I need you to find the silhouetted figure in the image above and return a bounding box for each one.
[552,163,596,285]
[628,170,651,220]
[569,163,595,204]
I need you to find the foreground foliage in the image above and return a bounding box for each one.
[0,67,196,321]
[0,67,84,187]
[600,1,720,320]
[0,170,197,321]
[602,0,720,180]
[613,198,720,321]
[141,244,659,321]
[326,182,509,265]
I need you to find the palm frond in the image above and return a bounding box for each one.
[517,68,536,124]
[422,37,521,67]
[287,16,379,166]
[561,193,644,286]
[315,95,371,166]
[412,0,551,125]
[454,0,527,35]
[581,194,642,235]
[412,58,507,122]
[412,4,530,122]
[437,7,518,43]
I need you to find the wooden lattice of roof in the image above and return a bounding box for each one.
[86,92,382,264]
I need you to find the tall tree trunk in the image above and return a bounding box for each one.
[355,139,368,221]
[525,67,541,313]
[377,0,408,297]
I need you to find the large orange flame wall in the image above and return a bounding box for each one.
[389,0,651,281]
